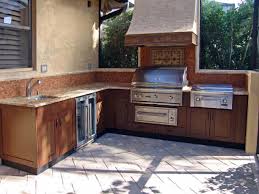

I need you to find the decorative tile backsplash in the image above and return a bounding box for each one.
[151,47,185,66]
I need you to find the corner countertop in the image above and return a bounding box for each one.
[0,82,248,108]
[0,83,132,108]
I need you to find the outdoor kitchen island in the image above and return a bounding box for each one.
[0,81,248,174]
[102,88,248,148]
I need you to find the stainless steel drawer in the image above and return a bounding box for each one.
[135,106,178,126]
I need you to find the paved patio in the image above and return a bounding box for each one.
[0,133,257,194]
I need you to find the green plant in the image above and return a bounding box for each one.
[100,10,138,68]
[200,0,254,70]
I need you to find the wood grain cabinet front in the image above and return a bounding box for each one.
[188,108,234,141]
[187,96,247,143]
[100,91,247,144]
[0,109,3,158]
[0,99,76,173]
[188,108,210,138]
[209,109,233,142]
[36,105,57,167]
[55,100,76,157]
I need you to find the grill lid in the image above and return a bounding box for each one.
[192,84,233,93]
[132,66,188,88]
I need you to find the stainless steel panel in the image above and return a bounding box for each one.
[131,88,183,106]
[190,92,233,110]
[76,93,97,148]
[135,106,178,126]
[190,84,233,110]
[192,84,233,93]
[169,109,178,126]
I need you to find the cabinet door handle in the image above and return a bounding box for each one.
[55,119,58,129]
[59,118,62,127]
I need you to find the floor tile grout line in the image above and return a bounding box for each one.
[95,173,111,193]
[82,165,90,180]
[115,166,127,182]
[167,176,188,194]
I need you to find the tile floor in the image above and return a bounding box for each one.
[0,133,257,194]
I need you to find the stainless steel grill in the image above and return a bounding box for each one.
[190,84,233,110]
[130,66,188,126]
[131,66,188,107]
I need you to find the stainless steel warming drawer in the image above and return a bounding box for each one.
[135,106,178,126]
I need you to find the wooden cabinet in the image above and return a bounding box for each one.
[98,90,246,145]
[188,96,247,143]
[36,105,57,167]
[188,108,233,141]
[0,99,76,173]
[2,106,37,168]
[105,90,131,131]
[0,109,3,158]
[55,100,75,156]
[210,109,233,141]
[106,90,188,136]
[114,98,130,130]
[232,95,248,144]
[188,108,210,138]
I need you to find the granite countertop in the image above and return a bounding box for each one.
[0,83,131,108]
[0,82,248,108]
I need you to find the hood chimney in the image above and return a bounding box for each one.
[125,0,198,46]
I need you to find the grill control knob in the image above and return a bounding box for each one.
[222,99,227,104]
[196,97,201,101]
[154,94,158,98]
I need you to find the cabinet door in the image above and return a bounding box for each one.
[104,91,115,129]
[112,90,131,130]
[210,109,233,141]
[115,98,130,130]
[37,120,56,166]
[0,108,3,158]
[36,105,57,167]
[232,96,248,144]
[178,107,187,129]
[56,100,76,156]
[2,106,37,167]
[188,108,210,138]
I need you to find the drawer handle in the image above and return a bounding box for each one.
[136,111,167,117]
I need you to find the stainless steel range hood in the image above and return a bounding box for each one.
[125,0,199,46]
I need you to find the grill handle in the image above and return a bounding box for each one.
[136,111,167,117]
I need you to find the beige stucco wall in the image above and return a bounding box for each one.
[0,0,99,81]
[246,71,259,153]
[37,0,99,74]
